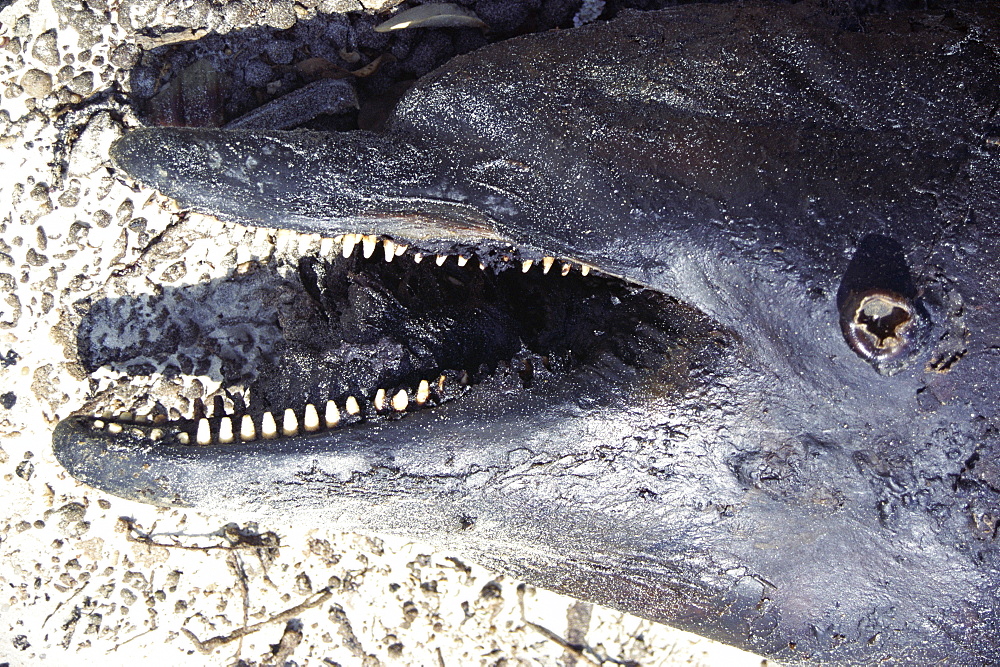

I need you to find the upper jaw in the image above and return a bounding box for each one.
[111,127,515,249]
[107,126,643,278]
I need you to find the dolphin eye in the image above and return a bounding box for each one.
[851,291,912,351]
[836,235,931,375]
[840,289,922,372]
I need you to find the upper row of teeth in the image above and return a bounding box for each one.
[171,203,596,275]
[90,378,443,445]
[335,234,593,276]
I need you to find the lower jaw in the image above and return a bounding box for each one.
[56,220,747,542]
[52,360,648,510]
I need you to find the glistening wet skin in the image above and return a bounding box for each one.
[53,3,1000,664]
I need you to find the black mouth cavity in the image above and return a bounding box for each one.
[79,234,711,447]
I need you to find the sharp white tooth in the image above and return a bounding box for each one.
[108,422,123,434]
[219,417,234,444]
[561,262,572,276]
[93,420,105,429]
[282,408,299,436]
[254,226,274,248]
[413,253,423,264]
[196,418,211,445]
[362,235,377,258]
[435,254,447,266]
[391,390,409,411]
[302,232,321,252]
[438,375,446,392]
[521,260,533,273]
[457,255,469,267]
[178,432,190,445]
[320,237,335,256]
[383,240,397,262]
[581,264,591,276]
[262,411,277,439]
[342,234,358,258]
[346,396,360,415]
[542,256,555,274]
[479,262,486,270]
[276,228,293,245]
[325,400,340,427]
[374,388,386,411]
[304,403,319,432]
[149,428,163,441]
[240,415,256,441]
[416,380,430,405]
[334,234,344,243]
[395,244,408,256]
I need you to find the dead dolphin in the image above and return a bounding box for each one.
[54,1,1000,664]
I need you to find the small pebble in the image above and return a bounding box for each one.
[20,69,52,97]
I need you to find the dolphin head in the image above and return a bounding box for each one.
[54,3,1000,663]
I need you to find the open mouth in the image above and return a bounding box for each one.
[67,229,718,451]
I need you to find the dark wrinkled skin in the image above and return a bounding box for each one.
[54,2,1000,664]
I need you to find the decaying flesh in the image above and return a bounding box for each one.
[55,2,1000,665]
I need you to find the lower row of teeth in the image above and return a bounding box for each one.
[89,377,444,445]
[335,233,592,276]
